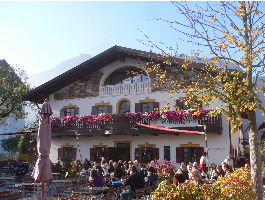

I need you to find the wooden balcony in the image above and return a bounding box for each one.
[51,112,222,137]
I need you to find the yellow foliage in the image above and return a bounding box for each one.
[152,168,255,200]
[211,17,217,23]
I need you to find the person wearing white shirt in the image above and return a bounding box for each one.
[199,152,208,172]
[223,154,234,169]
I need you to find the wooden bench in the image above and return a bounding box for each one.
[7,192,22,200]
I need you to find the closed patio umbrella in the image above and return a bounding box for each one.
[33,100,53,197]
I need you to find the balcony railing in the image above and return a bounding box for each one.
[99,82,151,97]
[51,111,222,135]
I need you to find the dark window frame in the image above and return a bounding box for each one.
[141,102,154,112]
[119,101,130,113]
[140,147,154,163]
[164,146,171,161]
[61,147,77,161]
[97,105,108,114]
[104,67,150,86]
[183,147,197,163]
[175,100,202,110]
[65,108,75,116]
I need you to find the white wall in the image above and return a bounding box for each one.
[51,132,230,165]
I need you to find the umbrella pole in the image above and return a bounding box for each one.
[41,182,45,197]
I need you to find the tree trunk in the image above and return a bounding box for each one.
[248,110,263,200]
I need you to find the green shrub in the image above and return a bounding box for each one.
[152,168,255,200]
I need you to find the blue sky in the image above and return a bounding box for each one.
[0,1,192,75]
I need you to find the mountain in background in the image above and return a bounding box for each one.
[28,53,92,87]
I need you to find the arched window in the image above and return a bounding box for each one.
[119,100,130,113]
[104,67,150,86]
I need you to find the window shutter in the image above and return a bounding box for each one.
[135,103,141,113]
[176,147,184,163]
[196,147,204,163]
[91,106,97,115]
[153,102,160,111]
[90,148,96,161]
[74,107,79,116]
[175,100,184,110]
[107,105,112,113]
[72,148,77,161]
[164,146,171,161]
[135,148,140,161]
[152,148,159,160]
[60,109,65,117]
[58,148,63,160]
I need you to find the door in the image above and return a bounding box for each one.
[116,143,130,161]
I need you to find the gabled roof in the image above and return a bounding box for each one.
[24,45,166,103]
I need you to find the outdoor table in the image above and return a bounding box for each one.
[51,173,60,179]
[15,182,44,187]
[63,186,109,199]
[20,196,58,200]
[15,182,44,197]
[52,179,76,187]
[0,176,14,180]
[52,179,75,183]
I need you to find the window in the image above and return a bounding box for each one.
[58,147,77,161]
[119,101,130,113]
[175,100,202,110]
[176,147,204,163]
[91,105,112,115]
[141,147,154,163]
[142,102,154,112]
[90,147,107,162]
[183,147,197,163]
[136,147,159,163]
[65,108,75,116]
[135,102,159,113]
[97,105,108,114]
[164,146,171,161]
[60,106,79,117]
[104,67,150,86]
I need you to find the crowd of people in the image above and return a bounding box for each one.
[0,152,243,199]
[173,153,250,186]
[52,158,159,199]
[51,153,249,199]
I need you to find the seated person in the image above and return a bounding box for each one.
[189,169,203,184]
[121,166,145,200]
[215,165,225,179]
[222,163,233,177]
[176,162,189,181]
[114,162,125,180]
[90,168,104,187]
[146,167,158,187]
[173,173,185,186]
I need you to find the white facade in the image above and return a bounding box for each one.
[46,56,242,165]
